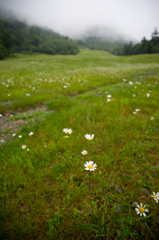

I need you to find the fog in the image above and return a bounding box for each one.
[0,0,159,41]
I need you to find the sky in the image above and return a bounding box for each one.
[0,0,159,41]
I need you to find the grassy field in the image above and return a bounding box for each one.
[0,49,159,239]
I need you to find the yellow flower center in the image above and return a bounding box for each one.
[66,131,69,133]
[139,207,145,213]
[154,195,158,199]
[83,152,86,154]
[88,137,92,140]
[88,165,93,169]
[65,136,69,138]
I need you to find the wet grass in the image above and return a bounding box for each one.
[0,50,159,239]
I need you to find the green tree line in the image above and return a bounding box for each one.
[112,28,159,55]
[0,19,80,60]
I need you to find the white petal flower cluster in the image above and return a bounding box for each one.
[150,192,159,203]
[135,203,149,217]
[81,150,87,155]
[84,161,97,171]
[85,134,94,140]
[29,132,34,136]
[63,128,73,134]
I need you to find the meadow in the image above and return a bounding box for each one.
[0,49,159,239]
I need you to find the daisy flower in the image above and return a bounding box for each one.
[133,111,137,115]
[85,134,94,140]
[84,161,97,171]
[135,109,140,112]
[107,99,111,102]
[0,114,3,117]
[81,150,88,155]
[150,192,159,203]
[129,81,133,85]
[12,133,16,136]
[133,94,136,97]
[22,145,26,149]
[150,116,154,120]
[18,135,22,138]
[107,95,111,98]
[65,135,69,138]
[147,93,150,97]
[135,203,149,217]
[123,79,126,81]
[0,139,4,143]
[63,128,73,134]
[29,132,34,136]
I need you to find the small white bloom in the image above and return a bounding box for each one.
[81,150,88,155]
[133,111,137,115]
[29,132,34,136]
[150,116,154,120]
[148,84,150,86]
[134,86,137,88]
[63,85,67,88]
[123,79,126,81]
[135,203,149,217]
[8,94,10,96]
[107,95,111,98]
[22,145,26,149]
[135,109,140,112]
[107,99,111,102]
[129,81,133,85]
[0,139,4,143]
[150,192,159,203]
[12,133,16,136]
[0,114,3,117]
[147,93,150,97]
[84,161,97,171]
[85,134,94,140]
[27,148,30,151]
[63,128,73,134]
[18,135,22,138]
[133,94,136,97]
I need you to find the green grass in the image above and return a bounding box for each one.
[0,50,159,239]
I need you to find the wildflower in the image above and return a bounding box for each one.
[133,94,136,97]
[84,161,97,171]
[150,116,154,120]
[107,99,111,102]
[0,114,3,117]
[65,135,69,138]
[147,93,150,97]
[29,132,34,136]
[123,79,126,81]
[85,134,94,140]
[63,128,73,134]
[63,85,67,88]
[107,95,111,98]
[135,203,149,217]
[135,109,140,112]
[27,148,30,151]
[133,111,137,115]
[150,192,159,203]
[18,135,22,138]
[81,150,88,155]
[0,139,4,143]
[12,133,16,136]
[8,94,10,96]
[129,81,133,85]
[22,145,26,149]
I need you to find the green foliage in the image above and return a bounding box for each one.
[0,19,80,59]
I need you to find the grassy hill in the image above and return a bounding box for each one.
[0,50,159,239]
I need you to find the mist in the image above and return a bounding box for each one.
[0,0,159,41]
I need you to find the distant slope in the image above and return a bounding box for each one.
[0,19,80,59]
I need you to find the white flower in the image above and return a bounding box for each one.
[84,161,97,171]
[29,132,34,136]
[135,109,140,112]
[18,135,22,138]
[27,148,30,151]
[85,134,94,140]
[63,128,73,134]
[133,94,136,97]
[63,85,67,88]
[107,95,111,98]
[0,114,3,117]
[26,93,31,96]
[81,150,88,155]
[0,139,4,143]
[150,192,159,203]
[8,94,10,96]
[123,79,126,81]
[129,81,133,85]
[107,99,111,102]
[22,145,26,149]
[133,111,137,115]
[12,133,16,136]
[150,116,154,120]
[147,93,150,97]
[135,203,149,217]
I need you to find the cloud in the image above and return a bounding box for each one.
[0,0,159,41]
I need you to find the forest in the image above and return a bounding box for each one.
[112,28,159,55]
[0,19,80,59]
